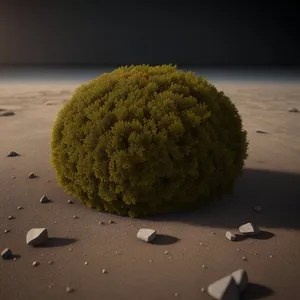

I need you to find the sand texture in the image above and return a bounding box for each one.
[0,80,300,300]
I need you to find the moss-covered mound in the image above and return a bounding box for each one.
[51,65,248,217]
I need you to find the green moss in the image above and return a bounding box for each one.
[51,65,248,217]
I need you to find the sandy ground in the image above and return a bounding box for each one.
[0,79,300,300]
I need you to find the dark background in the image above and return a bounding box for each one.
[0,0,299,67]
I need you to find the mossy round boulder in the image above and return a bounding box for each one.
[51,65,248,217]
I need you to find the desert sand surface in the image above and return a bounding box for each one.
[0,78,300,300]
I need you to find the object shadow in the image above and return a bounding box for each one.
[141,168,300,230]
[241,283,274,300]
[152,234,180,245]
[36,237,77,248]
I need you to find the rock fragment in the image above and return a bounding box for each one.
[8,215,15,220]
[28,172,37,178]
[7,151,19,157]
[1,248,13,259]
[288,107,299,112]
[32,261,39,267]
[231,269,248,292]
[207,275,239,300]
[239,222,260,236]
[67,200,74,204]
[0,110,15,117]
[26,228,49,246]
[256,130,268,134]
[137,228,156,243]
[40,195,49,203]
[225,231,236,241]
[66,287,75,293]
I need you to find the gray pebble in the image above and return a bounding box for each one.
[8,215,15,220]
[102,269,108,274]
[67,200,74,204]
[66,286,75,293]
[288,107,299,113]
[1,248,13,259]
[17,206,24,210]
[225,231,236,241]
[40,195,49,203]
[28,172,37,178]
[32,261,39,267]
[7,151,19,157]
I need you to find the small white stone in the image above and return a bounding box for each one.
[67,200,74,204]
[8,215,14,220]
[225,231,236,241]
[66,286,74,293]
[137,228,156,243]
[28,172,37,178]
[239,222,260,236]
[73,215,79,219]
[165,250,169,255]
[84,261,88,265]
[40,195,49,203]
[17,206,23,210]
[26,228,48,246]
[207,275,239,300]
[242,256,247,261]
[102,269,108,274]
[32,261,39,267]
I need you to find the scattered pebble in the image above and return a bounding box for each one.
[149,259,152,263]
[17,206,24,210]
[208,275,239,300]
[7,151,19,157]
[73,215,79,219]
[102,269,108,274]
[137,228,157,243]
[8,215,15,220]
[237,248,240,251]
[225,231,236,241]
[99,221,105,225]
[253,205,262,213]
[165,250,169,255]
[84,262,88,265]
[174,292,179,297]
[13,257,17,261]
[28,172,37,179]
[67,200,74,204]
[26,228,49,246]
[1,248,13,259]
[0,110,15,117]
[48,261,54,265]
[239,222,260,236]
[108,220,115,224]
[4,229,10,234]
[12,176,16,179]
[40,195,49,203]
[32,261,39,267]
[201,287,205,292]
[269,255,273,258]
[288,107,299,113]
[202,265,207,269]
[242,256,247,261]
[66,286,74,293]
[256,130,268,134]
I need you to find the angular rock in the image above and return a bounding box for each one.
[239,222,260,236]
[7,151,19,157]
[1,248,13,259]
[288,107,299,113]
[137,228,156,243]
[32,261,39,267]
[26,228,48,246]
[256,130,268,134]
[0,110,15,117]
[28,172,37,178]
[40,195,49,203]
[225,231,236,241]
[207,275,239,300]
[231,269,248,292]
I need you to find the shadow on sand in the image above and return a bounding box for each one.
[140,168,300,230]
[35,237,77,248]
[151,234,180,245]
[241,283,274,300]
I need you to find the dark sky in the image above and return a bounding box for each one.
[0,0,299,66]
